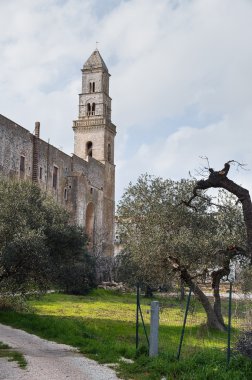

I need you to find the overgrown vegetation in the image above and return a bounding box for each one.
[0,295,33,313]
[0,341,27,369]
[236,330,252,360]
[0,179,96,295]
[1,165,252,377]
[0,290,251,379]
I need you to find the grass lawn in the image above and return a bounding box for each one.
[0,289,251,379]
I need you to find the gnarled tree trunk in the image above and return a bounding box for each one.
[180,267,226,331]
[211,267,230,329]
[183,161,251,330]
[168,255,227,331]
[188,161,252,261]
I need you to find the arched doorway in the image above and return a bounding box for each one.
[85,202,94,249]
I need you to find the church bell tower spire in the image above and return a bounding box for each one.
[73,50,116,256]
[73,50,116,164]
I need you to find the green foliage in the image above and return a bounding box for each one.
[236,330,252,360]
[0,295,33,313]
[0,291,251,379]
[0,179,96,294]
[116,174,246,288]
[238,266,252,293]
[57,259,96,295]
[114,249,140,287]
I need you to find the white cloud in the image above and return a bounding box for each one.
[109,0,252,128]
[1,0,252,202]
[116,113,252,200]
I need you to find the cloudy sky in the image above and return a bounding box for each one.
[1,0,252,202]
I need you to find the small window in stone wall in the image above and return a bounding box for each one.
[89,82,95,93]
[20,156,25,173]
[87,103,91,116]
[53,166,58,189]
[92,103,95,115]
[87,102,95,115]
[39,167,43,180]
[64,188,68,200]
[86,141,93,157]
[108,144,112,163]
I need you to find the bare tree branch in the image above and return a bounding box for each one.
[185,160,252,261]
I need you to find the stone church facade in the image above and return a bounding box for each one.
[0,50,116,256]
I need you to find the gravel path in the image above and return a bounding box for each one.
[0,323,121,380]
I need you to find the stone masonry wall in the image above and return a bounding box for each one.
[0,115,33,180]
[0,114,106,251]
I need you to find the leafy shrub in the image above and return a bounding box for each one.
[0,296,33,313]
[57,254,97,295]
[0,180,96,294]
[236,331,252,360]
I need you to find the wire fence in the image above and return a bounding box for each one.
[135,283,252,364]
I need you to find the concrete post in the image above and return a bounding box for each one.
[149,301,159,357]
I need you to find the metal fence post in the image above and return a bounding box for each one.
[136,283,140,350]
[227,281,233,367]
[177,287,192,360]
[149,301,159,357]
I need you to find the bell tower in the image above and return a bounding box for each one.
[73,50,116,256]
[73,49,116,165]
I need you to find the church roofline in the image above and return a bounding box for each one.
[0,114,23,129]
[0,114,109,172]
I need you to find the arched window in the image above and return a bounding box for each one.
[64,188,68,201]
[108,143,112,163]
[86,202,94,249]
[87,103,91,116]
[86,141,93,157]
[53,166,58,189]
[92,103,95,115]
[89,82,95,93]
[20,156,25,173]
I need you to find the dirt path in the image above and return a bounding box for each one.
[0,324,121,380]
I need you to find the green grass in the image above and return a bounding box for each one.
[0,289,251,379]
[0,341,27,369]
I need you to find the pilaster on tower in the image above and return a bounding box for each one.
[73,50,116,165]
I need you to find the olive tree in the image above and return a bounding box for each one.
[117,174,246,330]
